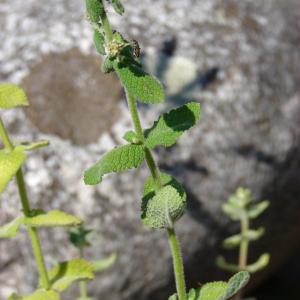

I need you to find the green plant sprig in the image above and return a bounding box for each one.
[0,83,97,300]
[217,187,270,300]
[68,225,117,300]
[84,1,250,299]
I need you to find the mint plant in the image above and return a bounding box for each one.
[0,83,97,300]
[84,1,250,299]
[69,225,117,300]
[217,187,270,300]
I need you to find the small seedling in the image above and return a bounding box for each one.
[84,1,250,299]
[217,187,270,300]
[69,225,117,300]
[0,83,97,300]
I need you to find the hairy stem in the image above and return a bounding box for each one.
[235,213,249,300]
[79,248,88,298]
[167,228,187,300]
[97,4,186,298]
[0,117,50,289]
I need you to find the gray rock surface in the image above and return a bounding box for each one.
[0,0,300,299]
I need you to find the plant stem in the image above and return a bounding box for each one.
[98,5,187,299]
[99,0,113,43]
[79,248,88,298]
[0,117,50,289]
[167,228,187,300]
[235,213,249,300]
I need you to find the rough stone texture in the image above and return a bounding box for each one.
[0,0,300,300]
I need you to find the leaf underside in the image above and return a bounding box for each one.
[25,210,82,227]
[0,147,26,193]
[144,102,201,149]
[9,289,60,300]
[0,83,28,109]
[84,144,145,185]
[141,172,186,229]
[0,217,24,238]
[45,259,94,292]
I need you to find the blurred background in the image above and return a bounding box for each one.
[0,0,300,299]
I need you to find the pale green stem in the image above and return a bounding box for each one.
[235,213,249,300]
[97,4,187,299]
[0,117,50,289]
[79,248,88,299]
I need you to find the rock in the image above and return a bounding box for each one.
[0,0,300,300]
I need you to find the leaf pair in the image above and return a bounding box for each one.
[169,271,250,300]
[0,210,82,239]
[84,103,200,185]
[217,254,270,274]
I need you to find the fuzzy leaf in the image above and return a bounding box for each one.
[0,147,26,193]
[198,282,228,300]
[111,0,124,15]
[0,83,28,109]
[25,210,82,228]
[8,290,60,300]
[228,188,252,208]
[46,259,94,292]
[101,57,114,73]
[0,217,24,238]
[247,201,269,219]
[142,185,185,229]
[114,60,164,104]
[142,172,186,229]
[92,253,117,272]
[93,30,106,55]
[144,102,201,149]
[86,0,104,23]
[84,144,145,185]
[219,271,250,300]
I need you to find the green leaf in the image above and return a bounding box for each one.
[92,253,117,272]
[144,102,201,149]
[111,0,124,15]
[198,282,228,300]
[19,140,49,151]
[142,172,186,229]
[8,290,60,300]
[86,0,104,23]
[25,210,82,228]
[0,217,24,238]
[0,83,28,109]
[247,201,269,219]
[219,271,250,300]
[245,253,270,273]
[228,187,252,208]
[123,130,139,144]
[222,203,243,221]
[93,30,106,55]
[46,259,94,292]
[114,60,164,104]
[84,144,145,185]
[223,228,265,249]
[216,256,240,273]
[168,295,177,300]
[0,147,26,193]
